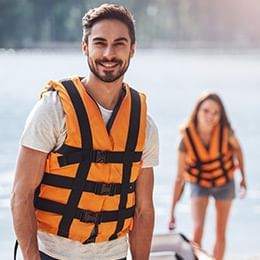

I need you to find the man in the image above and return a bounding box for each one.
[11,4,159,260]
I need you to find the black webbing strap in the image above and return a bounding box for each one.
[36,197,66,215]
[106,85,126,133]
[187,163,235,181]
[76,206,135,224]
[55,144,82,154]
[84,180,136,195]
[35,198,135,223]
[56,79,93,238]
[189,152,233,167]
[41,173,136,195]
[188,154,233,173]
[189,155,221,166]
[218,124,229,183]
[186,127,203,184]
[57,150,142,167]
[108,88,141,241]
[14,240,18,260]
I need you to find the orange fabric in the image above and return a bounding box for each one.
[35,76,146,243]
[182,123,235,187]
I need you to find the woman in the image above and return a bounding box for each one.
[169,92,246,260]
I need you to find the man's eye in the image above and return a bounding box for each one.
[95,42,105,46]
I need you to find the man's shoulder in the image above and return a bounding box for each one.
[146,114,157,129]
[146,114,159,141]
[42,76,81,93]
[41,89,61,106]
[38,87,65,119]
[40,76,80,104]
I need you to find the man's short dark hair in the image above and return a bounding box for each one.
[82,3,135,44]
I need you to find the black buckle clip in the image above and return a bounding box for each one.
[95,151,107,163]
[80,210,101,224]
[102,183,116,196]
[95,183,116,196]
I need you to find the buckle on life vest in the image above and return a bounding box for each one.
[95,151,107,163]
[95,183,116,196]
[79,210,101,224]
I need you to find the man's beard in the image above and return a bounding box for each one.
[87,56,131,83]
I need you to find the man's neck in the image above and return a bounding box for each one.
[81,75,124,110]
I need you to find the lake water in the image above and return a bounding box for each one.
[0,49,260,259]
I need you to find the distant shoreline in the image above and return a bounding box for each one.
[1,40,260,52]
[1,45,260,56]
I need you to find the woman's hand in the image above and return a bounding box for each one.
[239,178,247,199]
[168,214,176,230]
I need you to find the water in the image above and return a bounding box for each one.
[1,49,260,259]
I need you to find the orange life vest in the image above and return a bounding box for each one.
[182,123,235,188]
[34,76,147,244]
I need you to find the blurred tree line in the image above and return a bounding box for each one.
[1,0,260,48]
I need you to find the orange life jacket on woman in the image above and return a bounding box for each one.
[182,123,235,188]
[34,76,147,244]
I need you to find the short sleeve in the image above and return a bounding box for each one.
[141,114,159,168]
[20,91,66,153]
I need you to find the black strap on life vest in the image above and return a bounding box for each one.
[34,80,143,244]
[108,87,141,241]
[185,127,203,184]
[187,163,235,182]
[218,124,229,183]
[36,197,135,223]
[57,150,142,167]
[188,154,234,173]
[41,173,136,196]
[189,154,221,166]
[106,84,126,133]
[55,79,94,238]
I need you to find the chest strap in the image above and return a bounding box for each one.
[41,173,136,196]
[57,149,142,167]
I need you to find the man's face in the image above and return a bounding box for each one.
[82,19,135,83]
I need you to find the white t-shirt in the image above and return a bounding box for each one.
[20,90,159,259]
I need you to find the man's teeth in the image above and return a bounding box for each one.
[101,62,117,68]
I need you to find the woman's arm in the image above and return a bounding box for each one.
[229,134,247,192]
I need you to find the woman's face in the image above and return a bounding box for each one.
[197,99,221,131]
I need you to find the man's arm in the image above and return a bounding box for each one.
[11,146,48,260]
[128,167,154,260]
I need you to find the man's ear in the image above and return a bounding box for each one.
[130,43,136,58]
[82,41,88,56]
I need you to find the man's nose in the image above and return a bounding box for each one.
[103,45,116,59]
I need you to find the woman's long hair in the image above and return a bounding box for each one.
[182,91,232,130]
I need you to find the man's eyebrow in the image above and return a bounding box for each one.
[114,37,128,42]
[92,37,129,43]
[93,37,106,42]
